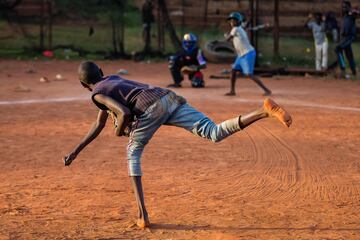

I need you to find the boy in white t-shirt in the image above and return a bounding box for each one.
[306,12,328,71]
[224,12,271,96]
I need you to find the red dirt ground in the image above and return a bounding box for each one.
[0,59,360,240]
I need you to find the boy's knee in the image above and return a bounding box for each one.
[210,137,221,143]
[128,158,143,176]
[127,142,146,176]
[231,69,239,76]
[210,131,223,143]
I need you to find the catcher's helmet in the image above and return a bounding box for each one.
[182,33,197,54]
[227,12,244,23]
[78,61,103,86]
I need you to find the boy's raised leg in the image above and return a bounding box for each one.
[263,98,292,127]
[239,98,292,129]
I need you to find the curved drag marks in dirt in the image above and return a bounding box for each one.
[244,131,259,166]
[196,124,360,202]
[185,95,360,201]
[192,126,305,201]
[238,125,302,200]
[257,126,360,202]
[260,126,302,184]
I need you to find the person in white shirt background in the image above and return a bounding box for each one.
[306,12,328,71]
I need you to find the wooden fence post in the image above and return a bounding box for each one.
[47,0,52,49]
[249,0,254,45]
[254,0,259,65]
[273,0,279,57]
[39,0,45,50]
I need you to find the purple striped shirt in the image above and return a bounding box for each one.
[91,75,169,116]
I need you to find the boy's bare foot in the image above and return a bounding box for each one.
[263,98,292,127]
[225,91,236,96]
[136,217,151,229]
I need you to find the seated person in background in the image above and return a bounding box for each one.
[167,33,207,88]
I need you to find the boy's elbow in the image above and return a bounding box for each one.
[122,112,131,121]
[121,107,131,117]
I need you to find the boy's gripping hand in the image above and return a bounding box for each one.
[181,65,198,75]
[107,110,118,128]
[108,110,132,137]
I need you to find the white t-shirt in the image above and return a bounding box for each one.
[307,21,327,45]
[230,26,254,56]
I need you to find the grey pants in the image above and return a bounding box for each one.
[127,92,241,176]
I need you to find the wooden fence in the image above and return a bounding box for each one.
[135,0,360,34]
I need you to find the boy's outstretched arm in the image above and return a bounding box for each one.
[64,109,108,166]
[350,8,360,17]
[248,23,271,31]
[93,94,131,137]
[304,13,313,28]
[224,32,233,42]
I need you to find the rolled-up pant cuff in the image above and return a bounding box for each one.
[128,161,142,176]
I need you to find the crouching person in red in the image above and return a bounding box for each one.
[168,33,207,88]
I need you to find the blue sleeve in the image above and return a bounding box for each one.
[197,49,206,66]
[307,21,315,30]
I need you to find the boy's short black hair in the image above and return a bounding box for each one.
[314,12,322,20]
[343,0,351,7]
[78,61,103,86]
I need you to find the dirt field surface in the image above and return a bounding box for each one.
[0,59,360,240]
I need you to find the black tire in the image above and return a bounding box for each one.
[202,40,236,63]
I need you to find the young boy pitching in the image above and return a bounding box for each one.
[224,12,271,96]
[63,61,292,228]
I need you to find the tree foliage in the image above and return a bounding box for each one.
[54,0,126,20]
[0,0,22,10]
